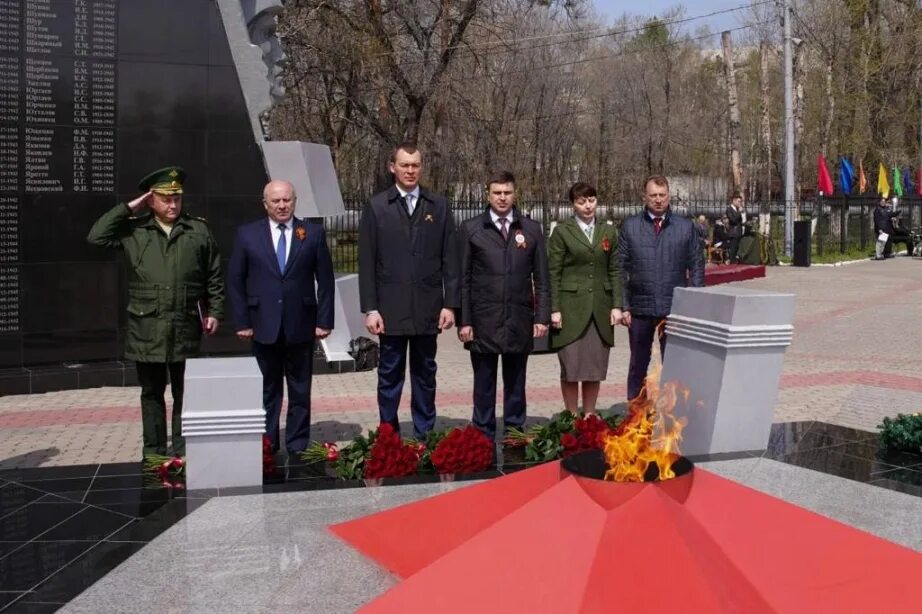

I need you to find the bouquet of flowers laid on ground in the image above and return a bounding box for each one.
[414,429,449,473]
[504,411,624,462]
[300,440,340,472]
[363,423,421,479]
[144,454,185,489]
[262,435,276,475]
[429,425,493,475]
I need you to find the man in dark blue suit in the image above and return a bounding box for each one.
[228,180,335,455]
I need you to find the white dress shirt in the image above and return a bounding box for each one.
[575,216,595,241]
[396,185,420,214]
[489,208,512,233]
[269,217,293,264]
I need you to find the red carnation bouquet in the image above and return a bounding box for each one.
[262,435,276,475]
[430,425,494,474]
[363,423,420,479]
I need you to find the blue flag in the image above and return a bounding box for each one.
[839,157,855,195]
[903,167,915,195]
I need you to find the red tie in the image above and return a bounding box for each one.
[653,217,663,235]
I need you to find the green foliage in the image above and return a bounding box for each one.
[878,413,922,454]
[414,428,449,472]
[331,429,377,480]
[523,410,577,462]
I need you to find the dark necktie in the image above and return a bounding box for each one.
[653,217,663,235]
[276,223,287,272]
[498,217,508,240]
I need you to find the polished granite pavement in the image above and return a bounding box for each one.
[1,421,920,612]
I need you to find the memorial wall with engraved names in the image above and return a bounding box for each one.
[0,0,268,391]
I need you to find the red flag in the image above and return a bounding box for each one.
[917,168,922,196]
[817,154,834,195]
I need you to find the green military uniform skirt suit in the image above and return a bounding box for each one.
[548,218,622,381]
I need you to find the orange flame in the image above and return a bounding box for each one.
[603,366,688,482]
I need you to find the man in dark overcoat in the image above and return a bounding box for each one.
[358,143,460,439]
[618,175,705,401]
[458,170,550,440]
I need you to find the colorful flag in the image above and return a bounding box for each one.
[817,154,834,195]
[839,157,854,195]
[893,166,903,198]
[917,168,922,196]
[903,167,915,196]
[858,161,868,193]
[878,162,890,198]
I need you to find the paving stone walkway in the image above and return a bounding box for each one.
[2,258,921,469]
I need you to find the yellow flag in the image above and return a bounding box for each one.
[858,161,867,193]
[877,162,890,198]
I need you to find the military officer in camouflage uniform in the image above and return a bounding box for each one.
[87,167,225,458]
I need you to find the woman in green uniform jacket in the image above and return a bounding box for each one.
[548,182,623,414]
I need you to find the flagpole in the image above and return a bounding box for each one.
[783,0,795,257]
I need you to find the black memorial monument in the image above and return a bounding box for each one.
[0,0,268,393]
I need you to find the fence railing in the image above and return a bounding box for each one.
[324,196,922,270]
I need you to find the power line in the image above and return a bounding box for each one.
[292,0,772,72]
[335,22,765,96]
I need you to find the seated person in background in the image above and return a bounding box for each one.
[889,210,914,257]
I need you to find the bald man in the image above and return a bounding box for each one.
[228,180,335,456]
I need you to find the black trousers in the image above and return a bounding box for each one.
[470,352,528,439]
[626,316,667,400]
[253,329,315,454]
[136,361,186,457]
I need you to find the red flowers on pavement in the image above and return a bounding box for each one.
[363,423,420,479]
[430,426,493,474]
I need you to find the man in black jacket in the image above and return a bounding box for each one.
[358,143,460,438]
[725,193,745,263]
[618,175,705,400]
[458,171,550,440]
[873,198,895,260]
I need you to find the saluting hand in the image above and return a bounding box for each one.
[127,191,152,213]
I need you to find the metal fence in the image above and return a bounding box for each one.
[323,196,922,271]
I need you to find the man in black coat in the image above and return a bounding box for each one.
[358,143,460,438]
[725,193,745,263]
[618,175,705,401]
[873,198,895,260]
[458,171,550,440]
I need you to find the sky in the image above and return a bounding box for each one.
[593,0,750,34]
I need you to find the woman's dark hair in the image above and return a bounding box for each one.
[568,182,597,203]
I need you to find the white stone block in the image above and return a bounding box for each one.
[262,141,345,218]
[320,274,368,363]
[661,286,795,456]
[183,357,266,490]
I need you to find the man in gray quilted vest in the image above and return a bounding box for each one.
[617,175,705,400]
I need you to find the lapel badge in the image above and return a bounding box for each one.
[295,227,306,241]
[424,213,434,222]
[514,230,527,249]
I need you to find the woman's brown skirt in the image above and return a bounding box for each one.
[557,321,611,382]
